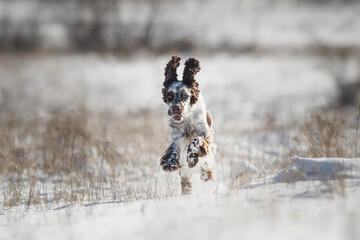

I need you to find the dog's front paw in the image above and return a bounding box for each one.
[162,162,180,172]
[187,138,200,168]
[161,152,180,172]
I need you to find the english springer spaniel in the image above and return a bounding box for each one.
[160,56,216,194]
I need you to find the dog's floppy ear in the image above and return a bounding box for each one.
[162,56,181,103]
[183,58,201,105]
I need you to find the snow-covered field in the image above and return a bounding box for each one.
[2,158,360,240]
[1,1,360,239]
[0,52,359,240]
[2,179,360,240]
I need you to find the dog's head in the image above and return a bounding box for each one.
[162,56,201,123]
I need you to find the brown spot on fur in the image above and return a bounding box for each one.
[206,110,212,128]
[184,133,193,142]
[178,101,184,113]
[187,156,199,168]
[162,56,181,103]
[189,83,200,105]
[182,58,201,105]
[200,168,214,181]
[199,136,210,157]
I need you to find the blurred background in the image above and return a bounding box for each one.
[1,0,360,114]
[0,0,359,115]
[0,0,359,54]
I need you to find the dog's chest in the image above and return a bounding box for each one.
[182,120,196,139]
[171,118,197,140]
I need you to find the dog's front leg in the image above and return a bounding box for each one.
[187,135,210,168]
[160,142,181,172]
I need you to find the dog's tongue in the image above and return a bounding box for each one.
[173,115,181,121]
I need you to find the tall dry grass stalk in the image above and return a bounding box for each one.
[302,111,358,158]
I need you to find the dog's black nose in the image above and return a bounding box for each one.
[172,106,181,114]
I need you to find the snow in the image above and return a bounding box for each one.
[276,156,360,182]
[1,166,360,240]
[249,156,360,186]
[1,156,360,240]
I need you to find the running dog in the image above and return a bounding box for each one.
[160,56,216,194]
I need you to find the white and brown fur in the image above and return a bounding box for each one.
[160,56,216,194]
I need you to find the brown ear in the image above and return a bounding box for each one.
[162,56,181,103]
[183,58,201,105]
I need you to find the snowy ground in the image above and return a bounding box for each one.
[0,53,359,240]
[2,158,360,240]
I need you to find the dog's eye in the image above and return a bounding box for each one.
[167,93,174,101]
[181,92,188,100]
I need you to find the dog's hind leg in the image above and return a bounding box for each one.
[179,141,193,194]
[199,153,215,181]
[179,166,192,194]
[181,177,192,194]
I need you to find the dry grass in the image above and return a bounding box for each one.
[0,107,170,210]
[224,106,360,190]
[302,109,359,158]
[1,99,358,210]
[0,103,297,209]
[216,113,295,190]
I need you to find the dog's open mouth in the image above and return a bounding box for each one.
[172,115,182,121]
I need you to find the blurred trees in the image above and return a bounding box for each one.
[0,0,359,54]
[0,0,162,52]
[66,0,119,51]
